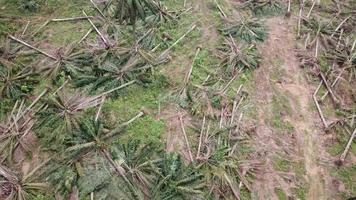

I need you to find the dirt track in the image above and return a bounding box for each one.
[250,17,329,199]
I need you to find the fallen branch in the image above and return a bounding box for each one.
[313,81,328,129]
[339,128,356,163]
[83,10,110,47]
[179,114,194,162]
[196,116,206,160]
[319,71,340,106]
[9,35,57,60]
[158,24,196,60]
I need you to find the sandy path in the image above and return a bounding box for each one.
[251,17,328,199]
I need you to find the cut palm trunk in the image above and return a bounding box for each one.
[339,128,356,163]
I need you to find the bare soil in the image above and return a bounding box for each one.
[250,17,332,199]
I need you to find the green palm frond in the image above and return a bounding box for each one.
[218,37,260,75]
[242,0,285,16]
[74,45,155,93]
[103,0,173,25]
[221,16,267,42]
[39,44,93,80]
[152,153,204,200]
[0,59,38,99]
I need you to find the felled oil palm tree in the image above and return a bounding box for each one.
[111,140,161,198]
[35,83,134,151]
[39,44,93,80]
[196,130,250,199]
[326,37,355,70]
[74,45,155,93]
[221,16,267,42]
[218,37,260,75]
[64,114,145,199]
[0,160,50,200]
[0,100,37,163]
[302,16,337,57]
[151,153,205,200]
[242,0,285,16]
[103,0,172,25]
[0,59,38,99]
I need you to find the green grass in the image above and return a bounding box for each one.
[273,157,291,172]
[275,188,287,200]
[269,89,295,134]
[121,115,165,144]
[327,126,356,156]
[332,165,356,198]
[294,186,307,200]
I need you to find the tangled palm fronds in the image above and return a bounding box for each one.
[152,153,204,199]
[221,17,267,42]
[101,0,172,25]
[74,45,157,93]
[302,16,337,56]
[0,160,49,200]
[111,140,160,198]
[0,60,38,99]
[326,37,356,70]
[241,0,285,16]
[218,37,260,75]
[35,83,134,151]
[0,100,36,163]
[39,44,94,80]
[64,116,145,199]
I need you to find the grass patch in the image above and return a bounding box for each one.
[275,188,287,200]
[273,157,291,172]
[332,165,356,197]
[270,89,294,134]
[121,115,165,144]
[294,186,307,200]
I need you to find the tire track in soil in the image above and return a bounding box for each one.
[250,17,329,199]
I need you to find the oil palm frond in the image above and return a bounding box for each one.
[0,160,50,200]
[218,37,260,75]
[0,59,38,99]
[74,45,156,93]
[242,0,285,16]
[35,84,134,151]
[64,113,145,199]
[39,44,94,80]
[302,16,338,57]
[326,37,356,70]
[103,0,172,25]
[0,100,36,163]
[221,16,267,42]
[111,140,160,198]
[151,153,204,200]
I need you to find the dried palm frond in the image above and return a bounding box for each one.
[0,100,37,163]
[0,160,50,200]
[0,59,38,99]
[302,16,337,57]
[221,16,267,42]
[0,89,47,162]
[326,37,355,70]
[218,37,260,75]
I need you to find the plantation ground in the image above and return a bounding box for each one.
[0,0,355,200]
